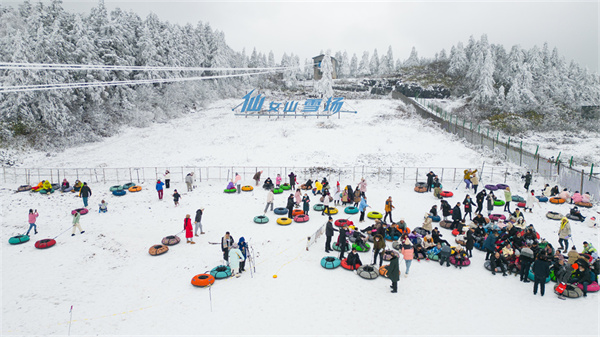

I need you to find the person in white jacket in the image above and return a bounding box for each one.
[264,189,274,214]
[228,243,245,277]
[164,170,171,189]
[525,190,541,213]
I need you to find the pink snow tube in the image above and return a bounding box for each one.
[71,208,89,215]
[489,214,506,221]
[577,282,600,292]
[449,255,471,267]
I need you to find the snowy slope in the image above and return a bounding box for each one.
[2,99,599,336]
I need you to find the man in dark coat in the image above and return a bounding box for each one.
[532,255,551,296]
[465,228,475,257]
[286,194,295,219]
[439,244,452,267]
[338,225,349,259]
[523,171,532,191]
[483,231,498,260]
[426,171,436,192]
[490,252,508,276]
[221,232,234,263]
[79,182,92,207]
[475,190,487,214]
[346,248,362,270]
[325,217,336,253]
[288,172,296,190]
[387,252,400,293]
[452,202,462,222]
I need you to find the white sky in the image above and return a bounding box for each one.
[7,0,600,72]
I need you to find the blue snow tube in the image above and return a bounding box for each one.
[385,234,400,241]
[430,215,441,222]
[320,256,341,269]
[210,265,232,279]
[528,268,551,283]
[344,206,359,214]
[536,196,549,202]
[112,189,127,196]
[274,207,288,215]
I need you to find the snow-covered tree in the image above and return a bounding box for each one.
[317,54,334,98]
[349,53,358,77]
[358,51,370,76]
[404,46,419,68]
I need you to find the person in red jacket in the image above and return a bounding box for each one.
[184,214,195,244]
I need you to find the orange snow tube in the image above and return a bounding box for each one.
[550,197,565,204]
[128,186,142,192]
[191,273,215,287]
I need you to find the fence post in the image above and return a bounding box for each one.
[2,167,5,183]
[389,167,392,183]
[504,167,508,183]
[415,168,418,182]
[519,141,523,166]
[581,169,584,193]
[403,167,406,183]
[441,168,444,182]
[453,168,456,183]
[129,168,132,182]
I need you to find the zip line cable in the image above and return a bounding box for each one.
[0,62,301,72]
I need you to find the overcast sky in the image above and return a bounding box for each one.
[9,0,599,72]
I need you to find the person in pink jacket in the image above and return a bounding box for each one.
[26,209,39,235]
[571,191,583,203]
[400,235,414,277]
[559,189,571,203]
[276,174,282,187]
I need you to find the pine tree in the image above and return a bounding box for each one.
[358,51,370,76]
[369,48,379,75]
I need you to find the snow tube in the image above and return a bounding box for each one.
[555,284,583,298]
[293,214,309,223]
[414,186,427,193]
[321,256,341,269]
[413,227,430,237]
[545,211,563,220]
[485,184,498,191]
[341,258,361,270]
[550,197,565,204]
[519,230,541,240]
[382,250,397,261]
[332,242,351,252]
[427,250,440,261]
[496,184,509,190]
[109,185,123,192]
[35,238,56,249]
[367,211,382,219]
[357,265,379,280]
[493,200,505,206]
[281,183,291,190]
[112,190,126,196]
[489,214,506,221]
[128,186,142,192]
[449,255,470,267]
[451,228,460,236]
[253,215,269,224]
[566,214,584,222]
[344,206,359,214]
[484,260,507,273]
[386,235,400,242]
[241,185,254,191]
[8,235,30,245]
[334,219,353,227]
[17,185,32,192]
[191,274,215,287]
[430,215,441,222]
[536,196,549,202]
[149,244,168,256]
[323,207,338,215]
[161,235,181,246]
[517,202,526,208]
[122,183,135,189]
[575,201,592,208]
[273,188,283,194]
[210,265,232,279]
[313,204,325,211]
[415,182,427,188]
[276,217,292,225]
[292,209,304,217]
[576,282,600,292]
[528,269,551,283]
[390,242,400,250]
[51,183,60,190]
[440,191,454,198]
[439,220,453,229]
[224,188,236,193]
[274,207,288,215]
[352,242,371,252]
[39,189,54,194]
[379,265,389,278]
[512,195,525,202]
[71,208,88,215]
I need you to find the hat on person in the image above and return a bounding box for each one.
[328,216,333,220]
[232,243,238,249]
[583,241,588,245]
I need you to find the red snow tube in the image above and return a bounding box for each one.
[440,191,454,198]
[191,274,215,287]
[293,214,310,223]
[489,214,506,221]
[292,209,304,216]
[517,202,526,208]
[71,208,89,215]
[335,219,353,227]
[452,229,459,236]
[35,239,56,249]
[519,230,541,239]
[341,258,361,270]
[449,255,471,267]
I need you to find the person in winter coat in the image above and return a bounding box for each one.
[429,205,438,217]
[503,187,512,213]
[372,234,386,266]
[253,170,263,186]
[156,179,165,200]
[582,241,597,257]
[569,207,585,222]
[541,184,551,197]
[358,178,367,197]
[463,195,475,220]
[184,214,195,244]
[42,180,52,191]
[554,258,572,284]
[79,182,92,207]
[566,246,579,265]
[194,208,205,235]
[338,225,349,259]
[332,182,341,206]
[353,188,362,207]
[559,188,571,203]
[558,217,571,251]
[486,194,494,216]
[490,252,508,276]
[422,214,433,233]
[346,248,362,269]
[264,189,274,214]
[234,172,242,193]
[571,191,583,203]
[520,244,535,282]
[228,243,245,277]
[401,243,414,276]
[238,237,248,272]
[221,232,234,262]
[471,173,480,194]
[463,169,477,189]
[441,200,452,221]
[532,255,551,296]
[302,194,310,215]
[185,172,194,192]
[475,190,486,214]
[98,200,108,213]
[483,231,498,260]
[358,196,370,222]
[26,209,39,235]
[226,181,235,190]
[288,172,296,190]
[432,227,450,246]
[439,244,452,267]
[522,171,532,191]
[550,185,559,196]
[275,174,282,188]
[383,196,395,223]
[426,171,436,192]
[432,177,442,199]
[525,190,540,213]
[570,264,592,297]
[325,217,337,253]
[71,210,84,236]
[465,227,475,257]
[303,179,313,190]
[321,192,332,216]
[294,189,302,207]
[452,202,462,223]
[582,192,591,203]
[60,179,72,192]
[164,170,171,189]
[286,194,295,219]
[387,252,400,293]
[172,189,181,207]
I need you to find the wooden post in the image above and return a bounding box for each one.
[453,168,456,182]
[580,169,584,193]
[129,168,132,182]
[441,168,444,183]
[389,167,392,182]
[519,141,523,166]
[403,167,406,183]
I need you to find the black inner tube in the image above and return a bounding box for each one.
[326,257,336,262]
[153,245,162,249]
[363,266,374,272]
[198,275,208,280]
[217,266,227,272]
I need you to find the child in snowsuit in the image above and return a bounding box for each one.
[173,190,181,207]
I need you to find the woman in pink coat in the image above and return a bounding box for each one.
[276,174,282,187]
[184,214,195,244]
[294,189,302,207]
[400,235,414,277]
[571,191,583,203]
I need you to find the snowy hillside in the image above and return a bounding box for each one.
[2,99,599,336]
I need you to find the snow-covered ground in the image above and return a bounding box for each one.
[2,99,599,336]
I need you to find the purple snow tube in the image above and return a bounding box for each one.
[496,184,509,190]
[485,184,498,191]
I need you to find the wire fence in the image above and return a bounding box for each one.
[392,91,600,199]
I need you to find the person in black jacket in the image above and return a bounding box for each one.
[426,171,436,192]
[522,171,532,191]
[463,196,476,221]
[570,264,592,297]
[475,190,487,214]
[194,208,205,236]
[441,200,452,220]
[286,194,295,219]
[465,228,475,257]
[325,217,337,253]
[532,255,551,296]
[346,248,362,269]
[288,172,296,190]
[338,225,349,259]
[431,227,450,246]
[79,182,92,207]
[387,252,400,293]
[221,232,234,262]
[490,252,508,276]
[429,205,438,217]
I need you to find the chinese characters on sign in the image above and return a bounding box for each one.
[240,90,345,114]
